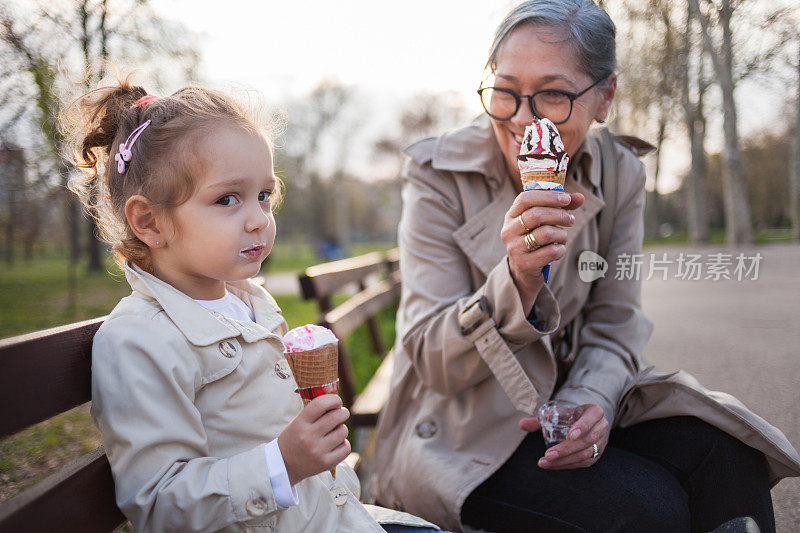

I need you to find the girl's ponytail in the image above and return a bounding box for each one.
[63,77,152,271]
[64,76,146,193]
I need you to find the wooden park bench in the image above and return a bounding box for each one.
[297,248,400,492]
[0,317,126,532]
[0,248,400,531]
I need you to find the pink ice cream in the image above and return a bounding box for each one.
[283,324,338,353]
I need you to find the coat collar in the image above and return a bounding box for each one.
[428,115,508,191]
[437,115,605,278]
[124,263,285,346]
[571,129,603,191]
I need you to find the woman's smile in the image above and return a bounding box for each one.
[511,130,525,150]
[486,25,614,182]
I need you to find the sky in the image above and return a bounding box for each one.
[156,0,517,103]
[153,0,794,193]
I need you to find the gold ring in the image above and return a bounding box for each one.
[524,231,540,252]
[517,215,531,233]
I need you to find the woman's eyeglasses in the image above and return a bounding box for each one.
[477,75,609,125]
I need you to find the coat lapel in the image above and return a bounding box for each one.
[452,185,515,278]
[548,177,605,281]
[564,176,605,242]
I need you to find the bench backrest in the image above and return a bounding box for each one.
[298,248,400,421]
[0,318,126,532]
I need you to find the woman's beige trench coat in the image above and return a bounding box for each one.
[371,115,800,532]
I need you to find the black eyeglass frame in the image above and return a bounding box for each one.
[477,74,610,125]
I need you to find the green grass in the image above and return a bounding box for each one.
[0,247,395,504]
[265,240,396,273]
[273,293,395,393]
[642,228,795,248]
[266,241,319,273]
[344,306,396,393]
[0,255,131,338]
[0,404,102,503]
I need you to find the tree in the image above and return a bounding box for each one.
[0,145,25,263]
[792,39,800,240]
[688,0,795,244]
[689,0,752,244]
[275,80,356,247]
[80,0,108,272]
[615,0,684,239]
[372,91,471,178]
[680,3,711,243]
[1,14,81,302]
[0,0,199,280]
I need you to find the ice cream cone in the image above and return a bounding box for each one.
[283,337,340,478]
[520,170,566,190]
[518,118,570,284]
[284,342,339,406]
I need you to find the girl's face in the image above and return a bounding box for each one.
[152,125,277,300]
[487,24,615,186]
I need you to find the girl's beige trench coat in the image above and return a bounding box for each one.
[91,264,438,532]
[370,116,800,532]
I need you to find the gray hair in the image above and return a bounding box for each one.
[487,0,616,84]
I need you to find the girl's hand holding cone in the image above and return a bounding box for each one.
[278,394,351,486]
[283,324,342,478]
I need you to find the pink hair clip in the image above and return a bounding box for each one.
[115,119,151,174]
[136,94,157,107]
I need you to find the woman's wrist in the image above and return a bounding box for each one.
[510,268,544,315]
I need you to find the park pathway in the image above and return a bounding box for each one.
[261,271,299,296]
[641,243,800,531]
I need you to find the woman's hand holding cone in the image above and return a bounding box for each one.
[501,190,584,313]
[278,394,351,486]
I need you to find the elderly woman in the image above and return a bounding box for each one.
[371,1,800,532]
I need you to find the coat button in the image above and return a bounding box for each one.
[415,421,437,438]
[330,486,348,506]
[245,496,268,516]
[275,359,292,379]
[218,340,238,358]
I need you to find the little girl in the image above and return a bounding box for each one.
[65,78,440,532]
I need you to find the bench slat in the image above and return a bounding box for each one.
[299,252,385,303]
[351,350,394,427]
[385,247,400,269]
[0,446,126,533]
[0,317,105,438]
[323,273,401,340]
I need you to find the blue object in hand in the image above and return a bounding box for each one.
[524,182,564,284]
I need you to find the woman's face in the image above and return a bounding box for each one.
[487,24,616,183]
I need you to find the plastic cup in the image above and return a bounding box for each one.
[537,400,580,447]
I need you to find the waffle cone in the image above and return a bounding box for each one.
[520,170,566,189]
[284,342,339,388]
[284,342,339,479]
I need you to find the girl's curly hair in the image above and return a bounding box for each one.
[62,74,283,273]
